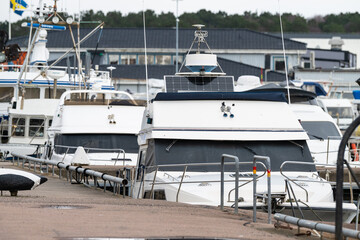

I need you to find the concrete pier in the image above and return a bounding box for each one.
[0,161,300,240]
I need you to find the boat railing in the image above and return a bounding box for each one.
[280,161,360,202]
[142,162,260,202]
[307,135,360,164]
[280,161,335,202]
[138,154,272,224]
[0,64,110,80]
[52,145,126,165]
[10,152,129,198]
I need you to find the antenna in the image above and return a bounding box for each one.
[278,0,291,104]
[143,0,149,104]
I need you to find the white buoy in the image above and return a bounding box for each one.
[0,168,47,196]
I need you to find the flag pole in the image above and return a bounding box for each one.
[9,1,12,40]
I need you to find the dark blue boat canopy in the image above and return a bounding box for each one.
[153,91,287,102]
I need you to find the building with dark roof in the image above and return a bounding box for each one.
[11,27,307,92]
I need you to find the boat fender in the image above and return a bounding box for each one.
[351,143,359,161]
[75,166,82,172]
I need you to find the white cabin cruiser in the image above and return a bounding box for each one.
[240,83,350,165]
[134,25,357,223]
[47,90,145,166]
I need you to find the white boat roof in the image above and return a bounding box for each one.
[51,90,146,134]
[318,98,353,107]
[290,104,336,122]
[143,93,308,141]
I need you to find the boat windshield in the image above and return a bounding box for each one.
[300,121,341,140]
[327,107,353,118]
[144,139,315,172]
[54,134,138,154]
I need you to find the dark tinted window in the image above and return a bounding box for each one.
[54,134,138,154]
[145,139,315,172]
[301,121,340,140]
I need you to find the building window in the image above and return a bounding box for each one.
[29,118,45,137]
[109,54,119,65]
[275,60,285,71]
[155,55,171,65]
[139,55,154,65]
[173,55,184,65]
[121,55,137,65]
[12,117,25,136]
[272,56,287,71]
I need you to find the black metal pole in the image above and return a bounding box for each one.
[336,115,360,239]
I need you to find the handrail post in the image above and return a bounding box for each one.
[150,167,158,199]
[176,166,188,202]
[220,154,239,214]
[356,194,360,231]
[220,156,225,211]
[266,157,271,224]
[234,157,239,214]
[253,157,257,222]
[253,155,271,224]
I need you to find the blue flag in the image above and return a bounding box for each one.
[10,0,28,16]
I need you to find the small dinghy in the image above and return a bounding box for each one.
[0,168,47,196]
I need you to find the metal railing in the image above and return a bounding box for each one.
[11,152,129,197]
[280,160,360,225]
[280,161,337,202]
[252,155,271,224]
[51,145,126,165]
[281,161,360,202]
[275,213,360,239]
[138,154,272,224]
[0,64,110,79]
[143,161,262,209]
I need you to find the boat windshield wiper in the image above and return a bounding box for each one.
[288,140,304,150]
[307,133,324,141]
[243,146,258,155]
[166,140,178,152]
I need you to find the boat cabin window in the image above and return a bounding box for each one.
[63,92,146,106]
[0,87,14,102]
[29,118,45,137]
[11,118,25,136]
[48,119,52,128]
[45,88,66,99]
[300,121,341,140]
[327,107,353,118]
[54,134,139,154]
[145,139,315,172]
[24,88,40,99]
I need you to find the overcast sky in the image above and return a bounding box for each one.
[2,0,359,23]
